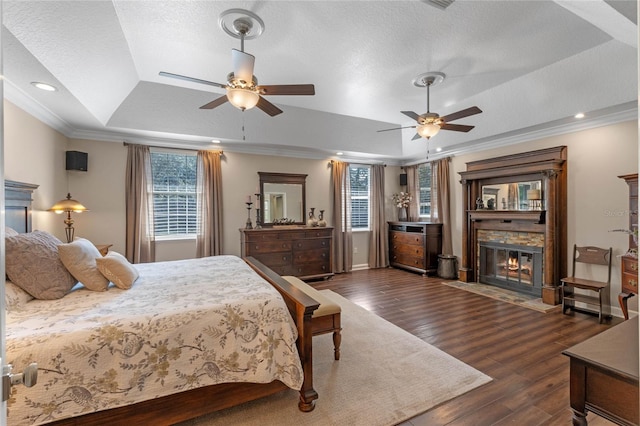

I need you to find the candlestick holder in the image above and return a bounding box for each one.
[254,193,262,229]
[245,202,253,229]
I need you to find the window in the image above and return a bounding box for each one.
[350,165,370,230]
[418,163,432,217]
[150,151,197,237]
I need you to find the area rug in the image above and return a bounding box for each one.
[443,281,561,313]
[180,290,492,426]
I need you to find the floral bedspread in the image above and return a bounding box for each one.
[6,255,303,425]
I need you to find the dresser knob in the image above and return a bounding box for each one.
[254,245,259,250]
[630,279,637,288]
[631,263,638,272]
[321,241,326,246]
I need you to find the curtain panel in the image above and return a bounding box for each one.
[125,144,155,263]
[331,160,352,273]
[196,150,223,257]
[432,158,453,255]
[368,164,388,268]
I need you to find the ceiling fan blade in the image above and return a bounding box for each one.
[411,133,422,141]
[231,49,255,83]
[401,111,421,121]
[256,96,283,116]
[199,95,229,110]
[440,123,475,132]
[377,126,417,133]
[258,84,315,96]
[439,106,482,123]
[159,71,226,89]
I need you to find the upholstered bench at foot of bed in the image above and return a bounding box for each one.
[282,276,342,360]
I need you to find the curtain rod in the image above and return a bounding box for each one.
[123,141,223,155]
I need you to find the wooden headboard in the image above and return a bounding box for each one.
[5,180,38,233]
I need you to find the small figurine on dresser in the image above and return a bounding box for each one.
[476,197,484,210]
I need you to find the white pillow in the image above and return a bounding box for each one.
[5,280,34,311]
[5,227,19,237]
[58,238,109,292]
[96,251,139,290]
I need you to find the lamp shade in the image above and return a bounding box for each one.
[526,189,542,200]
[227,88,260,111]
[48,193,89,213]
[417,123,441,139]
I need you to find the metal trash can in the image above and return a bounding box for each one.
[437,254,458,279]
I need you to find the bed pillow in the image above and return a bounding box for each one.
[58,238,109,292]
[5,280,34,311]
[96,251,139,290]
[5,227,19,237]
[5,230,77,299]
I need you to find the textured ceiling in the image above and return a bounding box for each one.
[3,1,638,164]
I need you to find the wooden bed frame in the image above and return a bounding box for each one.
[4,181,320,425]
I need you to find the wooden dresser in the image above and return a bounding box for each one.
[388,221,442,276]
[240,227,334,280]
[618,173,638,320]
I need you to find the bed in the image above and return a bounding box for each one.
[3,180,319,425]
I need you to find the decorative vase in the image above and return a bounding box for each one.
[317,210,327,227]
[307,207,318,227]
[398,207,408,222]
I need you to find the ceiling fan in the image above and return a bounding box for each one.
[379,72,482,140]
[159,9,315,117]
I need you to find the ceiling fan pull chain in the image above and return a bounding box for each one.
[242,113,246,141]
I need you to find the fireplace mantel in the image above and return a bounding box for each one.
[459,146,568,305]
[468,210,545,223]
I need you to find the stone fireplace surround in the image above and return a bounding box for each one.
[459,146,568,305]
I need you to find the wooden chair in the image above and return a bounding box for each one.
[561,244,612,323]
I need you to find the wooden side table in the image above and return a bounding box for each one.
[94,244,112,256]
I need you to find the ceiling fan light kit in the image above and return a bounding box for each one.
[159,8,315,118]
[378,71,483,143]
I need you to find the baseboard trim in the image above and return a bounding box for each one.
[352,264,369,271]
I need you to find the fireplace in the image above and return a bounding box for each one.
[458,146,567,304]
[479,241,543,297]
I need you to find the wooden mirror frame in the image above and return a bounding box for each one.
[258,172,307,226]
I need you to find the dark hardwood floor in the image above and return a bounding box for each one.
[312,267,623,426]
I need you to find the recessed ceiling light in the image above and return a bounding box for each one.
[436,147,442,152]
[336,152,344,156]
[574,112,585,119]
[31,82,57,92]
[211,139,221,144]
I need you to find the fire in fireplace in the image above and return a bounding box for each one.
[479,241,543,297]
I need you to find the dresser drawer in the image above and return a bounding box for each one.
[292,262,331,277]
[253,252,291,266]
[391,243,424,257]
[622,271,638,293]
[293,248,330,264]
[293,238,331,250]
[305,229,333,238]
[246,241,292,254]
[390,231,424,246]
[391,253,425,269]
[622,257,639,274]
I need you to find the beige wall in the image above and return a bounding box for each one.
[4,101,69,239]
[4,101,638,315]
[450,120,639,315]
